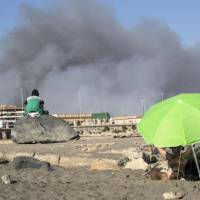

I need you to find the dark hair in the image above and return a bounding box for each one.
[32,89,39,96]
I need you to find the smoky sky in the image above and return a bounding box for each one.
[0,0,200,115]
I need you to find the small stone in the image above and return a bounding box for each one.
[0,158,9,164]
[117,157,130,167]
[1,174,12,184]
[107,172,115,177]
[162,191,184,199]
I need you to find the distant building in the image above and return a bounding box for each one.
[0,104,141,133]
[53,112,111,126]
[111,115,141,125]
[52,113,92,126]
[53,113,141,126]
[90,112,110,125]
[0,105,24,128]
[0,105,24,139]
[92,112,110,121]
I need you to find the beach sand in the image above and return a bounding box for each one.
[0,163,200,200]
[0,136,200,199]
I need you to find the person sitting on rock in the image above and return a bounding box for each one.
[24,89,49,116]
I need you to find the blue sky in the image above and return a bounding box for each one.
[0,0,199,46]
[0,0,53,38]
[98,0,200,46]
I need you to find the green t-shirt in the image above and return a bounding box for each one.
[25,96,43,114]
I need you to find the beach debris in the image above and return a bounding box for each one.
[107,171,115,177]
[142,145,200,180]
[117,157,130,167]
[11,115,79,144]
[1,174,12,184]
[0,158,9,165]
[13,156,52,171]
[113,134,133,138]
[162,191,184,199]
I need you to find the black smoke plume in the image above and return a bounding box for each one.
[0,0,200,114]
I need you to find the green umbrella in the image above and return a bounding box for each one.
[137,93,200,178]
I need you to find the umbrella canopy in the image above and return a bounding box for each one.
[137,93,200,147]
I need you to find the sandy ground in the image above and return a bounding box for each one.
[0,136,145,170]
[0,136,200,199]
[1,163,200,200]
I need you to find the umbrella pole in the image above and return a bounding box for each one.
[191,145,200,179]
[177,150,182,180]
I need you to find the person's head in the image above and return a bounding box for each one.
[31,89,39,96]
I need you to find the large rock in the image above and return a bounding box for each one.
[11,115,79,144]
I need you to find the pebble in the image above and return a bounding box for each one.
[1,174,12,184]
[162,191,184,199]
[117,157,130,167]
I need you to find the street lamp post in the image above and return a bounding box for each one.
[141,99,145,116]
[20,88,24,110]
[161,92,164,102]
[78,92,82,119]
